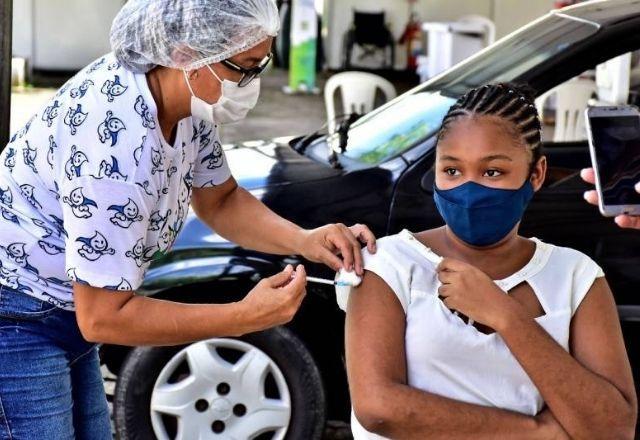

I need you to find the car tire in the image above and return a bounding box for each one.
[113,326,326,440]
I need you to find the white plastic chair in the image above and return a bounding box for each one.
[535,78,597,142]
[595,52,632,105]
[631,50,640,88]
[324,71,396,133]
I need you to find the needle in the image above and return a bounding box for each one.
[306,276,355,286]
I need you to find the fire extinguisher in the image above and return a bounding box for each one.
[554,0,580,8]
[399,11,423,71]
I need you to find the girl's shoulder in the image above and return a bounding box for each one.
[532,238,603,274]
[362,230,442,277]
[527,238,605,315]
[342,230,440,314]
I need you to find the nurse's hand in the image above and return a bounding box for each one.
[240,264,307,332]
[436,258,520,330]
[580,167,640,229]
[298,223,376,276]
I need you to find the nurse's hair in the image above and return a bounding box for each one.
[437,83,543,167]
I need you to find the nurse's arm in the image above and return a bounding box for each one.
[191,177,376,274]
[345,271,562,439]
[496,278,637,440]
[73,264,307,346]
[191,177,307,255]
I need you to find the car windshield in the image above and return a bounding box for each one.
[342,14,599,165]
[342,92,455,164]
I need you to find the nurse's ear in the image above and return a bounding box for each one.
[187,69,199,81]
[530,155,547,192]
[170,45,199,69]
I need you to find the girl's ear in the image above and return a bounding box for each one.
[530,156,547,191]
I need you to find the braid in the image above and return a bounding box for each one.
[437,83,543,169]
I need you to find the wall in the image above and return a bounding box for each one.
[12,0,34,60]
[323,0,555,70]
[323,0,411,70]
[492,0,554,38]
[417,0,492,23]
[13,0,124,71]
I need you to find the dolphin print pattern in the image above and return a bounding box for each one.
[0,53,232,310]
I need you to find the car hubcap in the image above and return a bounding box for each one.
[150,338,291,439]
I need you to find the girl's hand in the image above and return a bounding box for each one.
[436,258,522,330]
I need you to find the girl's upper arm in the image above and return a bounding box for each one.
[569,277,637,407]
[345,270,408,406]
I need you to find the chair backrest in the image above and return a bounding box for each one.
[596,52,631,104]
[536,78,596,142]
[324,71,397,133]
[353,10,388,47]
[458,15,496,45]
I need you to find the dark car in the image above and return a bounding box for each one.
[104,1,640,438]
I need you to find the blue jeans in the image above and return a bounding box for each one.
[0,285,111,439]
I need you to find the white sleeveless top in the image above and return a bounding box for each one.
[339,230,604,440]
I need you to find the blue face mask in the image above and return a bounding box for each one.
[433,180,535,247]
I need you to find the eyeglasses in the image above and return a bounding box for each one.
[220,52,273,87]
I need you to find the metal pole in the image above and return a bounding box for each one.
[0,0,12,149]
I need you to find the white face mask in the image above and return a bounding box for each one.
[183,65,260,125]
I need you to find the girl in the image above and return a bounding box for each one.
[345,83,636,439]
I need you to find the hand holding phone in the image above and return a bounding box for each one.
[581,168,640,228]
[585,105,640,219]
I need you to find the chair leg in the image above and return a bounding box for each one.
[389,43,395,70]
[343,31,354,69]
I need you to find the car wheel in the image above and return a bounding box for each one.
[113,327,326,440]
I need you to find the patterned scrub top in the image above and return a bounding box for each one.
[0,53,232,310]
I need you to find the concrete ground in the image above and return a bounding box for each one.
[9,85,56,135]
[10,70,330,144]
[9,70,328,143]
[220,69,329,143]
[10,68,417,145]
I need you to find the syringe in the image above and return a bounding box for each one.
[306,268,363,287]
[306,276,356,287]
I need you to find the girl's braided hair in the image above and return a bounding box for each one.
[437,83,544,169]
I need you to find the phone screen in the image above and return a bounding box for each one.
[590,115,640,206]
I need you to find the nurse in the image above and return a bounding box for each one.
[0,1,376,438]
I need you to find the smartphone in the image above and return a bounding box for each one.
[585,105,640,217]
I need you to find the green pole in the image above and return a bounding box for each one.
[286,0,318,94]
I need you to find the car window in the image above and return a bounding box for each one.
[537,51,640,189]
[340,14,599,166]
[427,15,599,96]
[342,92,455,164]
[538,50,640,145]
